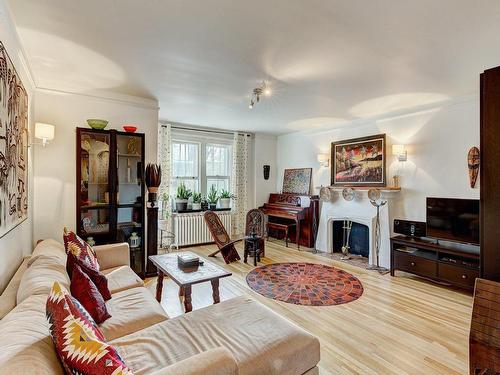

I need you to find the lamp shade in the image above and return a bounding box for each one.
[35,123,55,145]
[317,153,329,167]
[392,144,405,155]
[392,144,407,161]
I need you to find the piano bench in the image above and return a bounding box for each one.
[266,222,296,248]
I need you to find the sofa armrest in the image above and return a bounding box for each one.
[148,347,238,375]
[93,243,130,270]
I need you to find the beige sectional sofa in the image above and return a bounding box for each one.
[0,239,320,375]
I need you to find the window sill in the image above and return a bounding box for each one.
[173,208,231,215]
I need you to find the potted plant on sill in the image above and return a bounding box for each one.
[175,182,192,212]
[192,192,202,210]
[219,189,235,209]
[207,185,218,210]
[201,195,209,211]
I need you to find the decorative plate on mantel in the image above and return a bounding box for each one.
[367,188,381,201]
[342,187,355,201]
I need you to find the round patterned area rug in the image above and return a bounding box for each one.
[246,262,363,306]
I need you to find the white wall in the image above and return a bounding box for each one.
[277,96,480,227]
[33,89,158,242]
[253,133,277,207]
[0,1,35,291]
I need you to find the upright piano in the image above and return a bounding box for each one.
[259,193,319,249]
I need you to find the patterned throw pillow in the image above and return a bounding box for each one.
[63,227,100,272]
[46,282,133,375]
[71,264,111,324]
[67,253,112,300]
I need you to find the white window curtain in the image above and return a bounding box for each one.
[231,132,249,236]
[158,123,172,214]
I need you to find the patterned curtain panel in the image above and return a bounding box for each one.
[231,132,249,236]
[158,123,172,215]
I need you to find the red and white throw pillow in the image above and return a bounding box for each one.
[63,227,100,272]
[71,264,111,324]
[46,282,133,375]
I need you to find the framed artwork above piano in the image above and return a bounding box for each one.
[282,168,313,195]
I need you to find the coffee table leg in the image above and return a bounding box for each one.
[211,279,220,304]
[184,284,192,312]
[179,286,184,297]
[156,270,164,302]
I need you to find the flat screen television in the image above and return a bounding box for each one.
[426,197,480,245]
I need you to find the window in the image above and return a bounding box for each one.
[171,139,232,196]
[171,141,199,194]
[206,144,230,193]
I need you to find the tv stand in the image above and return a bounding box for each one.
[390,235,480,290]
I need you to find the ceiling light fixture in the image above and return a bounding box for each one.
[249,81,271,109]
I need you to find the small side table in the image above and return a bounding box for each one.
[244,235,263,266]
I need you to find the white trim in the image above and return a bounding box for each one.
[35,87,159,110]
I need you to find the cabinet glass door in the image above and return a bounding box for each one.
[116,133,144,275]
[79,130,111,242]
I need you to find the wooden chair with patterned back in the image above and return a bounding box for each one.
[469,278,500,375]
[245,208,266,257]
[203,211,241,264]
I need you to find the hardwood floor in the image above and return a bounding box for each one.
[146,241,472,375]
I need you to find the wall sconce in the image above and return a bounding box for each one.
[392,144,407,162]
[317,154,329,167]
[34,123,55,146]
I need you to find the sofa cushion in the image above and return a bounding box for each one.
[17,255,71,304]
[0,294,64,374]
[46,282,132,375]
[100,286,168,341]
[67,253,112,300]
[71,263,111,324]
[111,296,320,375]
[28,239,66,267]
[0,256,30,319]
[63,227,100,271]
[148,347,238,375]
[102,265,144,294]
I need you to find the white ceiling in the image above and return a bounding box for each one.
[7,0,500,134]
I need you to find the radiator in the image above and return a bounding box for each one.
[172,212,232,247]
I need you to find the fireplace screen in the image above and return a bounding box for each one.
[332,221,369,257]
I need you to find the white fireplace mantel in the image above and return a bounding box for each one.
[315,189,400,269]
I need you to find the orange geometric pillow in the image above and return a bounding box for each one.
[63,227,100,272]
[46,282,133,375]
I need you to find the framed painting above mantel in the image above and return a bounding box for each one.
[331,134,386,187]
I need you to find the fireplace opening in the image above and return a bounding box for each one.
[332,220,369,258]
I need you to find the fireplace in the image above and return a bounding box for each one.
[332,220,369,257]
[315,188,400,268]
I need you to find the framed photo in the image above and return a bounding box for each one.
[282,168,312,195]
[331,134,386,186]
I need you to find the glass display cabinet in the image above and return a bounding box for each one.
[76,128,146,277]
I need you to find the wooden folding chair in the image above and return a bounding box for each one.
[245,208,266,257]
[203,211,241,264]
[469,278,500,374]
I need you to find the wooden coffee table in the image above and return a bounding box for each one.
[149,252,232,312]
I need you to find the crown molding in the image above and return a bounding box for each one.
[35,87,159,110]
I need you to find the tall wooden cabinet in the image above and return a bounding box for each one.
[76,128,146,278]
[480,66,500,282]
